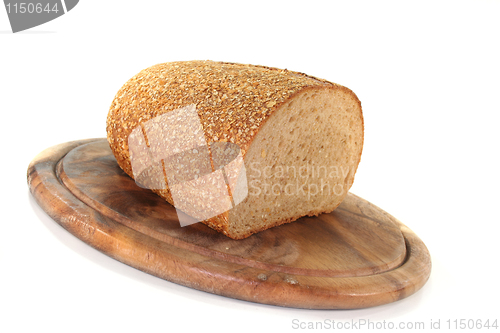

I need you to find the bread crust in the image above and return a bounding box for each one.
[107,60,363,239]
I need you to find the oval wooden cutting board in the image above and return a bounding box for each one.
[27,139,431,309]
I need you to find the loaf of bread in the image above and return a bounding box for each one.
[106,60,363,239]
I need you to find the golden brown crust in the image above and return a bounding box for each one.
[106,60,362,239]
[106,61,337,175]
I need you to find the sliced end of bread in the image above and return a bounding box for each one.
[220,86,363,239]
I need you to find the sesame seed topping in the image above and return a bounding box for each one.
[107,60,335,179]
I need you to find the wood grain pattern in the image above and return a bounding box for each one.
[27,139,431,309]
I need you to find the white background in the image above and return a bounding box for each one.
[2,1,499,332]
